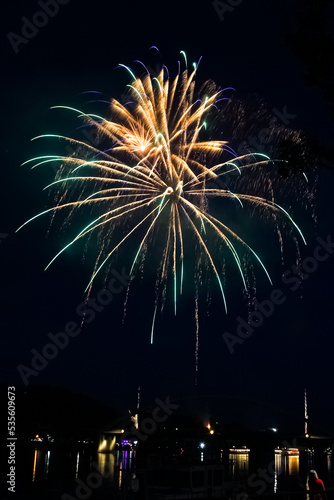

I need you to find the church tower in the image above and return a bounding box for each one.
[304,388,309,438]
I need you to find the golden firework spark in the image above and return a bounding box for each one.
[18,54,306,349]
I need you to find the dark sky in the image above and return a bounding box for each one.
[1,0,334,434]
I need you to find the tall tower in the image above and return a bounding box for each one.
[130,386,141,430]
[304,388,309,438]
[136,385,141,425]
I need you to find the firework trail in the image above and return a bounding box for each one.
[17,52,306,362]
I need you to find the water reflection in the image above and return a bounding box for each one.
[75,451,80,479]
[273,448,329,494]
[32,448,45,482]
[29,447,116,488]
[229,448,250,479]
[326,449,332,476]
[306,449,315,471]
[275,451,283,476]
[97,451,115,482]
[27,443,332,497]
[32,449,38,482]
[288,455,299,475]
[274,451,283,493]
[115,449,136,490]
[275,449,300,476]
[44,450,50,479]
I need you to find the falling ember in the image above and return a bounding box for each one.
[195,291,199,384]
[18,53,307,365]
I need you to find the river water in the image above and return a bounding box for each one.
[9,443,334,499]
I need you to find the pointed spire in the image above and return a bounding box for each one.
[137,385,141,412]
[304,388,309,438]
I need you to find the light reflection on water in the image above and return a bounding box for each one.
[32,448,45,482]
[274,451,301,493]
[115,449,136,489]
[29,447,135,491]
[273,449,333,494]
[44,450,50,479]
[229,451,250,479]
[29,447,117,486]
[75,451,80,479]
[29,446,333,494]
[32,449,38,482]
[288,455,299,475]
[97,450,115,482]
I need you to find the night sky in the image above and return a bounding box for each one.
[1,0,334,434]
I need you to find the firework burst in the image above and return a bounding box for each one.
[18,53,306,352]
